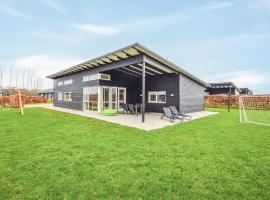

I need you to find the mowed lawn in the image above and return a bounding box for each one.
[0,108,269,200]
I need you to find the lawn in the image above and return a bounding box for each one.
[0,108,269,199]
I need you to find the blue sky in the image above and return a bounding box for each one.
[0,0,269,93]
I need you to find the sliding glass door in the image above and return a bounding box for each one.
[83,86,126,112]
[118,88,126,111]
[101,87,117,111]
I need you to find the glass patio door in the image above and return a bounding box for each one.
[102,87,117,111]
[118,88,126,111]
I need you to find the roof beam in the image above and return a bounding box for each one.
[129,65,154,75]
[137,63,163,74]
[114,51,128,59]
[116,68,140,77]
[146,58,173,73]
[121,66,144,76]
[100,57,112,63]
[123,48,140,56]
[106,54,120,61]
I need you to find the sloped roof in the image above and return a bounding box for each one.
[47,43,208,87]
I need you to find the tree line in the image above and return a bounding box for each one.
[0,66,43,90]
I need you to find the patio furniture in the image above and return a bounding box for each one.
[101,109,117,116]
[123,103,129,114]
[161,107,183,123]
[135,103,142,115]
[128,104,135,114]
[169,106,192,120]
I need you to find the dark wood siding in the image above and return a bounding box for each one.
[179,74,206,113]
[145,73,180,112]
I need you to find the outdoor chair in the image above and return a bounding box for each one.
[128,104,135,114]
[123,103,129,114]
[135,103,142,114]
[169,106,192,120]
[161,107,183,123]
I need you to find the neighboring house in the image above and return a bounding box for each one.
[47,43,208,122]
[240,88,253,95]
[205,82,241,95]
[38,88,54,101]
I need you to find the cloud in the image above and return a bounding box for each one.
[71,1,232,37]
[205,70,270,89]
[15,55,83,71]
[40,0,66,14]
[13,55,83,88]
[0,5,34,21]
[72,24,121,35]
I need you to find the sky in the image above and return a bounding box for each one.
[0,0,270,93]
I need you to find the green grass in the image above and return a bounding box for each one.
[0,108,269,200]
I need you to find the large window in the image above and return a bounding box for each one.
[148,91,166,103]
[64,92,72,101]
[64,79,72,85]
[83,73,110,82]
[58,92,63,100]
[99,73,111,81]
[83,87,98,111]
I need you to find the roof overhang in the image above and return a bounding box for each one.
[47,43,208,87]
[209,82,241,92]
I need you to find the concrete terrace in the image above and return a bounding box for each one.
[25,104,218,131]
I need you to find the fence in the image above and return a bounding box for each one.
[204,95,270,109]
[0,95,47,108]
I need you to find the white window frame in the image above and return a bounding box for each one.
[64,92,72,101]
[58,81,63,86]
[98,73,111,81]
[148,91,166,103]
[64,79,72,85]
[83,74,98,82]
[58,92,63,100]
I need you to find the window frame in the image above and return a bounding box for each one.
[58,81,63,86]
[98,73,111,81]
[148,91,166,103]
[58,92,63,101]
[64,79,72,85]
[64,92,72,101]
[83,74,98,82]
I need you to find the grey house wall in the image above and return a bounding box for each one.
[179,74,206,113]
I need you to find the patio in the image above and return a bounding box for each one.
[25,104,218,131]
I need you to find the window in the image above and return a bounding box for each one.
[64,79,72,85]
[99,73,111,81]
[83,87,98,111]
[58,81,63,86]
[83,74,98,82]
[83,73,111,82]
[58,92,63,100]
[148,91,166,103]
[64,92,72,101]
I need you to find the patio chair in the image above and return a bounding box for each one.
[161,107,183,123]
[135,103,142,114]
[169,106,192,120]
[123,103,129,114]
[128,104,135,114]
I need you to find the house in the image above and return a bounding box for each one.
[38,88,54,101]
[240,88,253,95]
[205,82,241,95]
[47,43,208,122]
